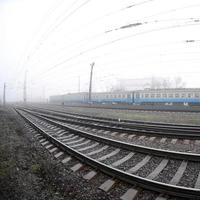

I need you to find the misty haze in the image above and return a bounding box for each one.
[1,0,200,200]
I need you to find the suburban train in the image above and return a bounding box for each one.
[49,88,200,105]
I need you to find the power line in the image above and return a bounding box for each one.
[13,0,67,85]
[25,0,156,65]
[31,20,200,78]
[27,17,200,67]
[32,0,91,56]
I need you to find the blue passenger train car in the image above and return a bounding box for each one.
[49,88,200,105]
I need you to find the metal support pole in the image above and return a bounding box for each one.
[78,76,80,93]
[3,83,6,106]
[23,71,27,103]
[89,62,95,102]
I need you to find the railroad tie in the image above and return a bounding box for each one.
[127,155,151,174]
[41,141,49,146]
[149,137,156,142]
[120,133,127,138]
[65,138,84,145]
[171,139,177,144]
[39,138,46,143]
[169,161,187,185]
[160,138,167,143]
[58,134,74,140]
[195,140,200,145]
[62,135,79,142]
[183,139,190,145]
[57,132,65,137]
[71,163,83,172]
[45,144,53,149]
[194,171,200,189]
[49,147,58,153]
[111,152,135,167]
[146,159,169,180]
[111,132,118,136]
[54,151,64,159]
[155,196,168,200]
[97,148,120,161]
[86,145,109,156]
[83,170,97,180]
[99,179,115,192]
[56,130,64,134]
[77,142,99,152]
[70,140,90,148]
[138,135,145,140]
[128,134,135,139]
[120,188,139,200]
[62,156,71,164]
[103,130,111,134]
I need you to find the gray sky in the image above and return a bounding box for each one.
[1,0,200,102]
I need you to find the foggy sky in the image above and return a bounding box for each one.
[1,0,200,102]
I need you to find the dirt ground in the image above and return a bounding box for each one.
[0,107,112,200]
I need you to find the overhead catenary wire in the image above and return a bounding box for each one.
[27,16,200,68]
[30,20,200,79]
[22,1,200,70]
[13,0,68,85]
[25,0,157,64]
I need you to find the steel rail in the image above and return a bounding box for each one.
[45,103,200,113]
[23,108,200,133]
[18,108,200,162]
[24,105,200,128]
[15,108,200,199]
[20,107,200,139]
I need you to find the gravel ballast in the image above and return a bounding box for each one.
[0,107,114,200]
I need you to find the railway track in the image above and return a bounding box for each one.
[19,106,200,137]
[18,107,200,154]
[48,103,200,113]
[16,107,200,199]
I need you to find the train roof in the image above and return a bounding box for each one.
[139,88,200,92]
[50,88,200,98]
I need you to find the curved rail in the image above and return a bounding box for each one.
[20,106,200,139]
[15,108,200,199]
[18,107,200,161]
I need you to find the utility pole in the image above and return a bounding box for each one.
[89,62,95,102]
[23,70,27,103]
[43,86,45,102]
[3,83,6,106]
[78,76,80,93]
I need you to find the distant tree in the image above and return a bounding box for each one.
[174,77,185,88]
[109,84,126,92]
[150,77,162,89]
[162,78,171,89]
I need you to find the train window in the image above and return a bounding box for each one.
[114,95,117,98]
[175,93,180,98]
[127,94,131,98]
[162,94,167,98]
[122,94,126,98]
[156,94,161,98]
[195,93,200,98]
[188,93,192,98]
[181,93,185,98]
[136,93,140,98]
[168,93,173,98]
[145,93,149,98]
[150,94,155,98]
